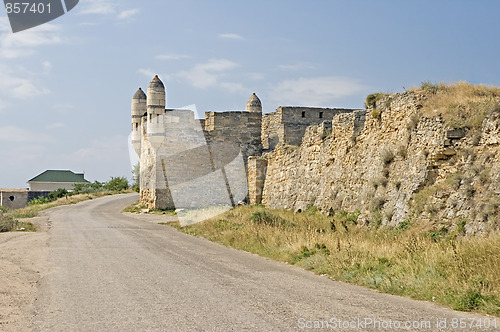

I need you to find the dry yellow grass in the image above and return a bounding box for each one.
[412,81,500,129]
[172,205,500,316]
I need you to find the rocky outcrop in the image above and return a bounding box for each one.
[262,91,500,235]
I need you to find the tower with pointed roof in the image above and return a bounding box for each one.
[246,93,262,113]
[131,87,146,155]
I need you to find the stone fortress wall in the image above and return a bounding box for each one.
[133,77,500,234]
[132,76,358,210]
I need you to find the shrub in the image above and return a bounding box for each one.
[49,188,68,201]
[371,108,382,120]
[333,210,360,225]
[291,243,330,264]
[365,93,387,108]
[0,215,34,232]
[0,215,15,232]
[73,177,129,194]
[250,211,291,227]
[73,181,105,194]
[453,291,486,312]
[420,81,446,94]
[429,226,448,242]
[396,220,411,231]
[105,176,129,191]
[29,196,51,206]
[457,219,467,235]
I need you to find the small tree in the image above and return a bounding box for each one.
[132,162,140,192]
[105,176,129,192]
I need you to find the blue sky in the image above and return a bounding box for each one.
[1,0,500,188]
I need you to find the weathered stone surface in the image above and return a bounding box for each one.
[133,78,500,234]
[261,91,500,234]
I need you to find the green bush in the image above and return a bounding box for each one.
[49,188,68,200]
[371,108,382,120]
[29,196,51,205]
[73,177,129,194]
[365,93,387,108]
[105,176,129,192]
[73,181,105,194]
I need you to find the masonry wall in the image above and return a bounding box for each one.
[204,111,262,158]
[247,157,267,205]
[0,189,28,209]
[140,109,251,210]
[262,110,282,150]
[261,92,500,235]
[262,107,357,148]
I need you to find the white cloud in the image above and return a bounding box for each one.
[218,33,243,40]
[117,8,139,20]
[269,76,367,106]
[177,59,239,89]
[0,67,50,99]
[156,53,191,60]
[10,79,50,98]
[79,0,116,15]
[137,68,166,80]
[137,68,156,77]
[0,18,63,59]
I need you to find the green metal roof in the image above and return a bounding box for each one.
[27,170,90,183]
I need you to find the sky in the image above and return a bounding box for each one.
[1,0,500,188]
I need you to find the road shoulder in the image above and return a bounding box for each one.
[0,215,50,332]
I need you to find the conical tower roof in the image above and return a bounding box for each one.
[246,93,262,112]
[148,75,164,89]
[133,88,146,99]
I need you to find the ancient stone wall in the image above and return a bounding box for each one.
[247,157,267,205]
[140,109,251,210]
[262,110,282,150]
[261,92,500,234]
[204,111,262,158]
[267,107,357,147]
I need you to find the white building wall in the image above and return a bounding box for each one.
[28,182,77,192]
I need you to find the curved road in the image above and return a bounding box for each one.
[32,194,494,331]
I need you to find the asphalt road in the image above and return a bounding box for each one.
[31,194,496,331]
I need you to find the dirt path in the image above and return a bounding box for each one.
[0,215,50,332]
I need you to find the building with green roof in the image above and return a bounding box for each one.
[27,170,89,192]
